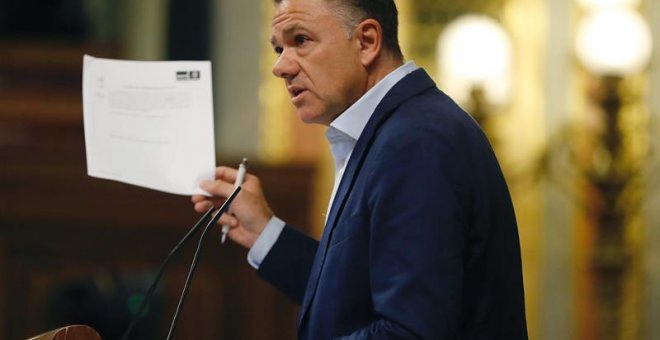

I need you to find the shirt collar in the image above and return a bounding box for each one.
[328,61,418,141]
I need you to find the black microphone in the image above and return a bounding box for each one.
[165,185,242,340]
[120,186,241,340]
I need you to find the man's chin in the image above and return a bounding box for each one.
[296,109,330,126]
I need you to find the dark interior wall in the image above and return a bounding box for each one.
[0,0,213,58]
[0,0,88,40]
[0,1,309,338]
[166,0,210,60]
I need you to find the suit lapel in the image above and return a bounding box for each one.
[297,69,437,329]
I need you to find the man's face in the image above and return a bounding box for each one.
[271,0,367,125]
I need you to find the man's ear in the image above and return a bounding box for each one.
[355,19,382,67]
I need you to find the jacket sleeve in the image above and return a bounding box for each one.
[257,224,319,304]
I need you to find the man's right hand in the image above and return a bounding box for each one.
[191,166,274,249]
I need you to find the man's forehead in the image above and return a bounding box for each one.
[270,11,309,46]
[274,2,308,21]
[270,0,336,42]
[271,0,336,25]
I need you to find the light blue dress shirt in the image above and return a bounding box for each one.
[247,61,418,269]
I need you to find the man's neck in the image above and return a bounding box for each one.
[365,54,404,92]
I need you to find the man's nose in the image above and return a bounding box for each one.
[272,49,298,79]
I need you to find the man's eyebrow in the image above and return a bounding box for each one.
[271,23,306,46]
[282,23,305,35]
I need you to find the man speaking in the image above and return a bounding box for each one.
[192,0,528,338]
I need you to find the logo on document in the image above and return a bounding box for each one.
[176,70,201,81]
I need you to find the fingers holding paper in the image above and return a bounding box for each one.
[191,166,273,249]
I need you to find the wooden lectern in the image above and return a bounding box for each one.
[26,325,101,340]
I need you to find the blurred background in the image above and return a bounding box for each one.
[0,0,658,339]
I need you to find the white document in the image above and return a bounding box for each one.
[82,55,216,195]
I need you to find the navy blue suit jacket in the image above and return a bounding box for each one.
[258,69,528,339]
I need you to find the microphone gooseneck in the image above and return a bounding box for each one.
[120,206,214,340]
[165,186,242,340]
[121,185,241,340]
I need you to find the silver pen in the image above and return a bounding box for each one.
[221,158,247,243]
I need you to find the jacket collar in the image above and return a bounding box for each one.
[329,61,418,141]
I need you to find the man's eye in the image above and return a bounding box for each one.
[294,35,308,46]
[274,46,283,55]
